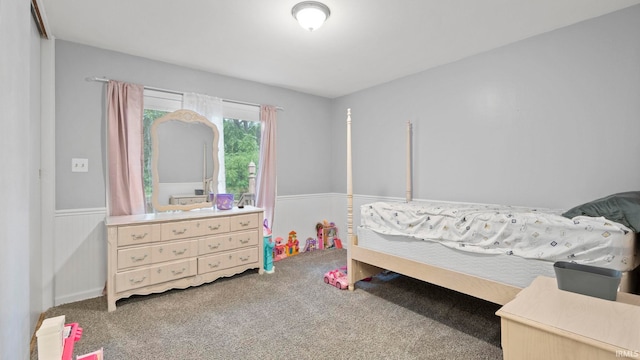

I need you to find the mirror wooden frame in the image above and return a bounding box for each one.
[151,109,220,212]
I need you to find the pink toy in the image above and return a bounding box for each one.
[273,237,287,261]
[316,220,340,249]
[323,269,348,290]
[315,223,325,250]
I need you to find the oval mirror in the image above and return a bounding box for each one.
[151,109,219,212]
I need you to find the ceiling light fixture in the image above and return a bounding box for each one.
[292,1,331,32]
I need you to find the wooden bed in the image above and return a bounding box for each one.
[345,109,639,305]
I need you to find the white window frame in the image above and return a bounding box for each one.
[144,89,182,112]
[223,101,260,122]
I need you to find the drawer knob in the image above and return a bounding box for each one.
[131,233,148,240]
[129,276,146,284]
[172,228,187,235]
[173,249,187,256]
[171,268,186,276]
[130,254,148,262]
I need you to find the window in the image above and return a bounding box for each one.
[223,117,261,200]
[142,90,260,211]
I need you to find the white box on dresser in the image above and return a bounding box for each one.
[106,206,264,311]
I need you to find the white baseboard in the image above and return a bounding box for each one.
[55,287,105,306]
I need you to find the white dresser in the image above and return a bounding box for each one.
[106,206,264,311]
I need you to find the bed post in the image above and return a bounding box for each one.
[346,108,354,248]
[406,121,412,203]
[346,109,355,290]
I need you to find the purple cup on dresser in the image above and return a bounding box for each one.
[216,193,234,210]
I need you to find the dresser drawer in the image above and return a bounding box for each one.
[118,224,158,247]
[229,213,259,232]
[118,246,152,270]
[150,258,197,284]
[198,253,236,274]
[199,217,230,236]
[235,248,259,267]
[161,220,199,240]
[197,248,258,275]
[116,268,151,292]
[152,240,198,264]
[231,231,259,248]
[198,235,231,255]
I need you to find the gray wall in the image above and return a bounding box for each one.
[0,0,39,358]
[29,13,43,348]
[55,40,333,210]
[332,5,640,210]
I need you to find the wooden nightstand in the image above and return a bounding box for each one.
[496,276,640,359]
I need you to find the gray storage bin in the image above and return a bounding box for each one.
[553,261,621,301]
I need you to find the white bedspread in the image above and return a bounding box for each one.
[361,201,637,271]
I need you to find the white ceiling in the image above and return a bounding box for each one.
[40,0,640,98]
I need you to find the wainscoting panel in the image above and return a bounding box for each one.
[54,208,107,305]
[272,194,342,242]
[272,193,401,250]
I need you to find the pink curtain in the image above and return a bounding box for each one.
[107,80,145,216]
[256,105,277,227]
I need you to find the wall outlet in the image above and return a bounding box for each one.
[72,158,88,172]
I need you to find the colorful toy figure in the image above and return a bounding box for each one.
[323,269,348,290]
[316,220,341,249]
[273,237,287,262]
[315,223,325,250]
[303,237,317,252]
[285,231,300,256]
[326,223,343,248]
[263,235,275,273]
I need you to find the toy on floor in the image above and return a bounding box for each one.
[315,222,325,250]
[303,237,317,252]
[339,264,371,282]
[285,230,300,256]
[263,220,275,273]
[273,237,287,262]
[316,220,343,249]
[263,235,275,273]
[325,222,343,249]
[323,268,348,290]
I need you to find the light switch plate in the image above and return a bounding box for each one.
[72,158,88,172]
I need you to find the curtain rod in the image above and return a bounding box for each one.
[85,76,284,111]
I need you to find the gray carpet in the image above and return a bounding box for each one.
[33,249,503,359]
